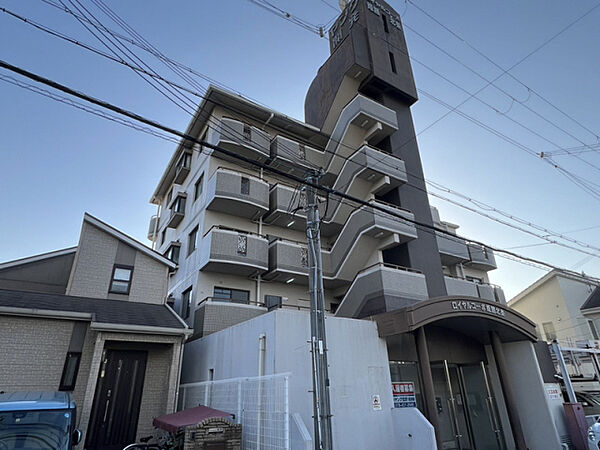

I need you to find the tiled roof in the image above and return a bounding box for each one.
[0,288,186,330]
[581,286,600,311]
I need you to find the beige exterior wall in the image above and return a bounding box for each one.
[67,221,168,304]
[510,276,572,341]
[0,316,74,391]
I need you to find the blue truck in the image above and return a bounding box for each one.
[0,391,82,449]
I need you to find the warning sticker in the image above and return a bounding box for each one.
[372,394,382,411]
[392,382,417,408]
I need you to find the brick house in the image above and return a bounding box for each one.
[0,213,191,449]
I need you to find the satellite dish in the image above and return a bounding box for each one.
[339,0,349,10]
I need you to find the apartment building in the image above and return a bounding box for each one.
[150,0,562,448]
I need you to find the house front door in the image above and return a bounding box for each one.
[85,349,147,450]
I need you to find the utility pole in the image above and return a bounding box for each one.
[305,169,333,450]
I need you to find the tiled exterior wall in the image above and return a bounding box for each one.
[198,303,266,337]
[67,221,168,304]
[0,316,73,391]
[68,221,118,298]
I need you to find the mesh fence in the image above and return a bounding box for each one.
[178,373,290,450]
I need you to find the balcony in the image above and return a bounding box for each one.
[263,183,308,231]
[444,276,505,303]
[436,232,470,266]
[213,117,270,163]
[199,226,268,276]
[269,135,324,177]
[164,194,186,229]
[173,151,192,184]
[335,263,429,319]
[206,167,269,219]
[264,238,312,284]
[466,243,497,270]
[193,297,267,337]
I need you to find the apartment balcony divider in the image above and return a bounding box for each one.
[206,167,269,219]
[199,226,269,276]
[213,117,270,163]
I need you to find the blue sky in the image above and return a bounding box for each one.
[1,0,599,300]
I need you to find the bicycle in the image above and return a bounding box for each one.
[122,431,179,450]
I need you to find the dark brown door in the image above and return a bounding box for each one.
[85,349,147,450]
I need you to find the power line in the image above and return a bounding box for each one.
[4,58,600,282]
[6,5,600,259]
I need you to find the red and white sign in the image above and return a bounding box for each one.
[392,382,417,408]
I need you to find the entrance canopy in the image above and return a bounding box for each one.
[373,296,537,343]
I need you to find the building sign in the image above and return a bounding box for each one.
[366,0,403,30]
[392,382,417,408]
[545,385,562,401]
[329,0,360,50]
[451,300,506,318]
[372,394,382,410]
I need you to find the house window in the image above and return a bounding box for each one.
[181,287,192,319]
[109,265,133,294]
[542,322,557,341]
[188,226,198,256]
[59,352,82,391]
[265,295,282,311]
[241,177,250,195]
[213,287,250,304]
[590,320,599,340]
[389,52,397,74]
[195,173,204,201]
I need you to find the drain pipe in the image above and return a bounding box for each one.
[257,333,266,448]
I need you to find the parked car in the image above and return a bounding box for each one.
[0,391,82,449]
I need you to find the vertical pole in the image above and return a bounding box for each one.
[552,341,577,403]
[489,331,527,450]
[237,379,243,425]
[284,375,290,450]
[415,327,443,450]
[305,170,333,450]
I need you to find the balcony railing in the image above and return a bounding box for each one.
[199,226,268,276]
[173,151,192,184]
[466,242,497,270]
[206,167,269,219]
[436,232,470,265]
[335,262,428,318]
[213,117,270,162]
[269,135,324,177]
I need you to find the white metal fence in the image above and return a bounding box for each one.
[178,373,290,450]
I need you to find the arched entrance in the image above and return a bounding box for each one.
[374,296,538,450]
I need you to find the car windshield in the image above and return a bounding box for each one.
[0,409,71,450]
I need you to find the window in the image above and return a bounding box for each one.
[382,14,389,33]
[542,322,557,341]
[213,287,250,304]
[165,244,180,265]
[195,173,204,201]
[166,188,173,206]
[109,265,133,294]
[241,177,250,195]
[265,295,282,311]
[59,352,82,391]
[465,276,483,284]
[590,320,599,340]
[389,52,397,74]
[188,226,198,256]
[181,286,192,319]
[173,195,186,214]
[177,152,191,170]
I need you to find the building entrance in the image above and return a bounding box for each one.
[432,361,504,450]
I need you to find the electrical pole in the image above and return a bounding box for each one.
[305,169,333,450]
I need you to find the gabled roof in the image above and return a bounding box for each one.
[84,213,176,269]
[581,286,600,311]
[0,288,189,334]
[0,246,77,271]
[509,269,600,307]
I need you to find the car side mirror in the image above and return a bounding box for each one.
[73,429,82,445]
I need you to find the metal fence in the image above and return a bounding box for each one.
[178,373,290,450]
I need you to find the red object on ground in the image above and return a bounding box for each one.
[153,405,234,433]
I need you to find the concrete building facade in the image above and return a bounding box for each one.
[150,0,564,448]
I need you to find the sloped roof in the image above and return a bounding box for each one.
[581,286,600,311]
[0,288,187,332]
[0,247,77,270]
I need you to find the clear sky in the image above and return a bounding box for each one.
[1,0,599,300]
